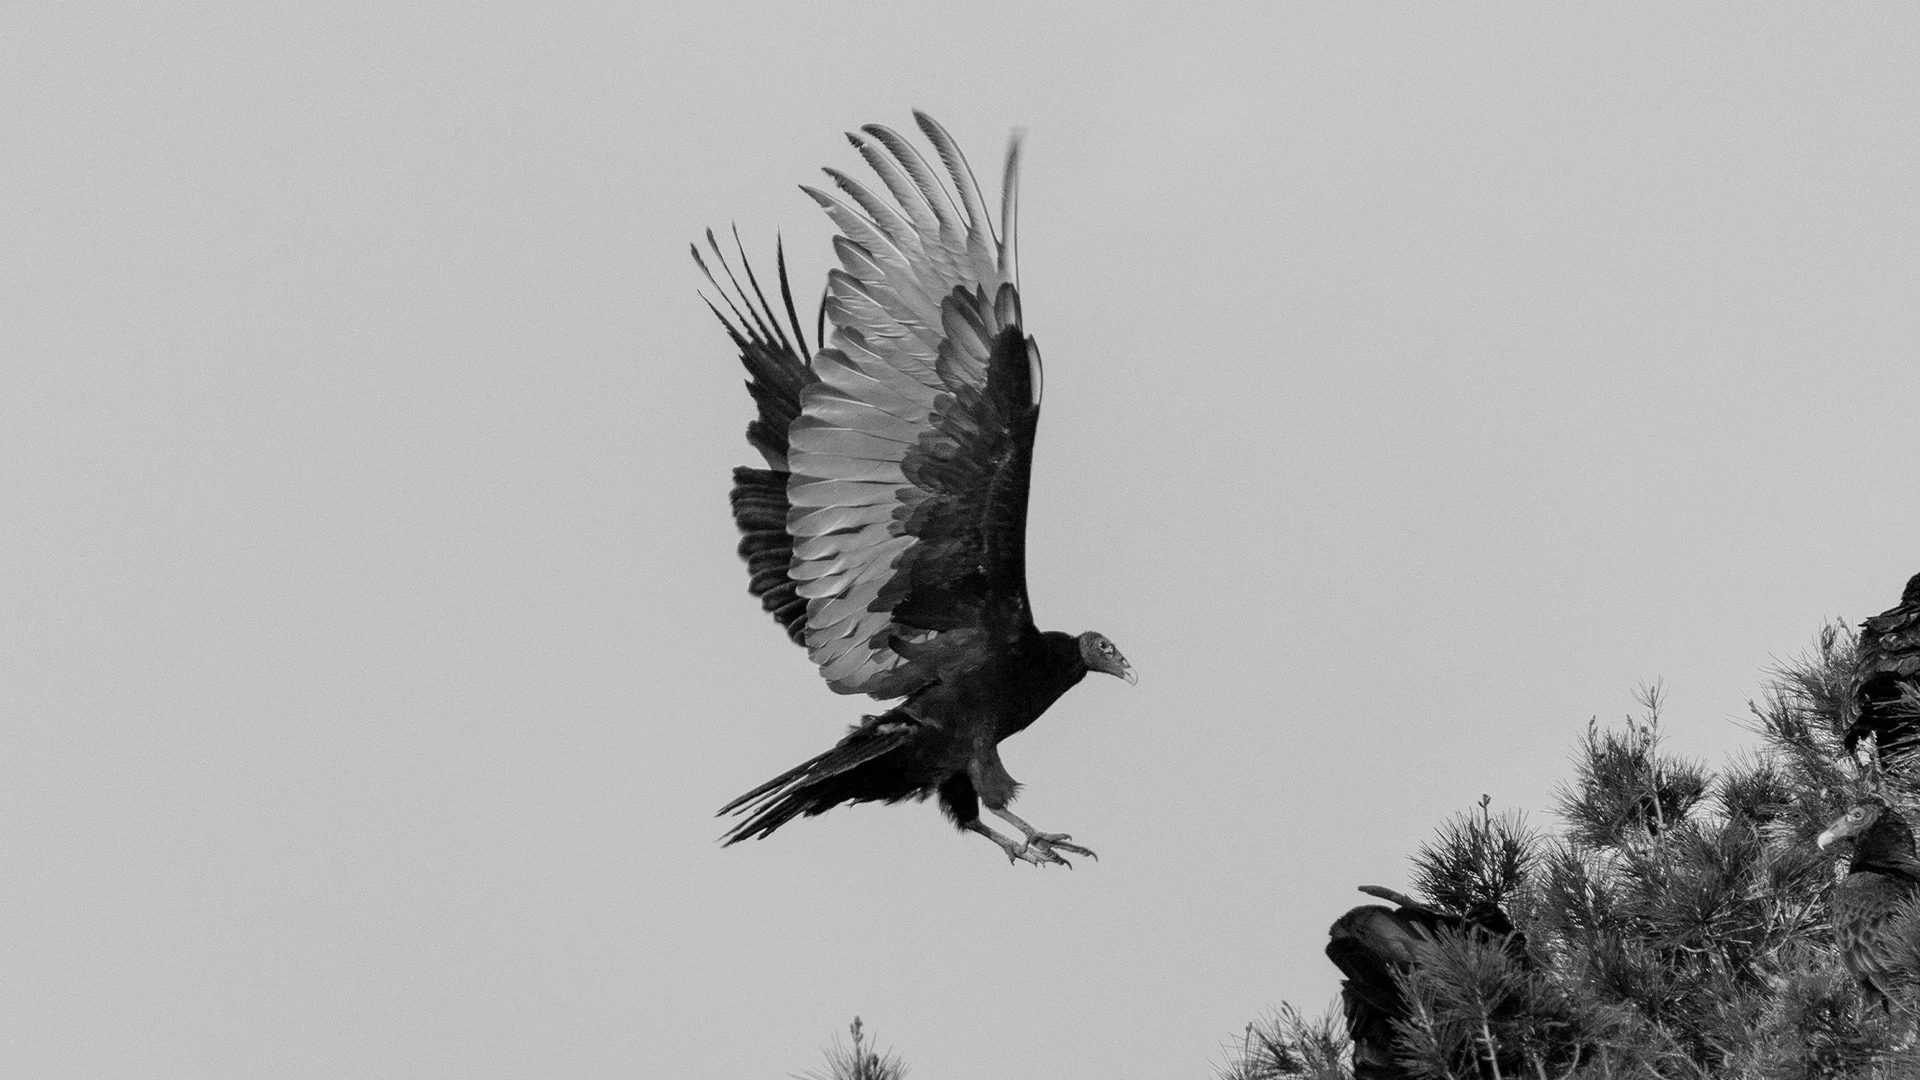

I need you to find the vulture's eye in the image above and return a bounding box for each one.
[1850,808,1866,820]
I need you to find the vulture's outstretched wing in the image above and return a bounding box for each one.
[700,114,1041,698]
[785,114,1039,697]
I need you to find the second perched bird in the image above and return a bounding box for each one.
[1845,574,1920,771]
[697,113,1134,867]
[1817,797,1920,1014]
[1326,886,1528,1080]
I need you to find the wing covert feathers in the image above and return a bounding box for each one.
[1858,578,1920,687]
[1848,575,1920,757]
[1833,874,1916,1002]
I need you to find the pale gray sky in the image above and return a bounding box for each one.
[3,4,1917,1078]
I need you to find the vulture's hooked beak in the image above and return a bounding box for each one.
[1816,828,1840,851]
[1122,666,1138,686]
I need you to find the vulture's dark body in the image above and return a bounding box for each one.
[1326,888,1525,1080]
[1846,574,1920,768]
[720,627,1091,841]
[1821,800,1920,1012]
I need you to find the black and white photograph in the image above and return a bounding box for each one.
[4,5,1918,1077]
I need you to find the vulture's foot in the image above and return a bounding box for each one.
[1012,840,1076,868]
[965,821,1043,866]
[965,820,1086,868]
[990,808,1099,865]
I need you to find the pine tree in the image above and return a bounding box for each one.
[1227,624,1920,1079]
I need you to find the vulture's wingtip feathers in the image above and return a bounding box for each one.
[1001,127,1022,283]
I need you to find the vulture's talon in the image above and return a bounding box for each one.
[1018,835,1094,868]
[1032,833,1097,861]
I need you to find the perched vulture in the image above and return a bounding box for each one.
[695,113,1134,867]
[1817,797,1920,1013]
[1845,574,1920,769]
[1326,886,1527,1080]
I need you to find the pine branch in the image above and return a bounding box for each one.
[797,1017,909,1080]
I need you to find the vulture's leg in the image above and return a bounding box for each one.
[964,753,1091,867]
[963,820,1072,867]
[991,807,1098,863]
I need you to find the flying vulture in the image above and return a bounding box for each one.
[1817,797,1920,1014]
[1845,574,1920,770]
[1326,886,1528,1080]
[695,113,1134,867]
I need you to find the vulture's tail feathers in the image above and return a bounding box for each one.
[717,719,919,845]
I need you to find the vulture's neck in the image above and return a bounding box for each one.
[1853,821,1920,882]
[992,630,1089,742]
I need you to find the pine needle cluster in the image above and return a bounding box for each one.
[1219,1003,1353,1080]
[798,1016,909,1080]
[1227,624,1920,1079]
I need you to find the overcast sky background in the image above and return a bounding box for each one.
[4,4,1917,1078]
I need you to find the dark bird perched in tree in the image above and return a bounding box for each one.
[1845,574,1920,770]
[1325,886,1527,1080]
[1817,797,1920,1015]
[694,113,1134,867]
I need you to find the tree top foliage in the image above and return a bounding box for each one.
[1226,623,1920,1080]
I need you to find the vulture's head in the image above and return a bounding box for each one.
[1817,797,1915,862]
[1078,632,1136,685]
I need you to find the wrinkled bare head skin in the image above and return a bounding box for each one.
[1077,631,1135,685]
